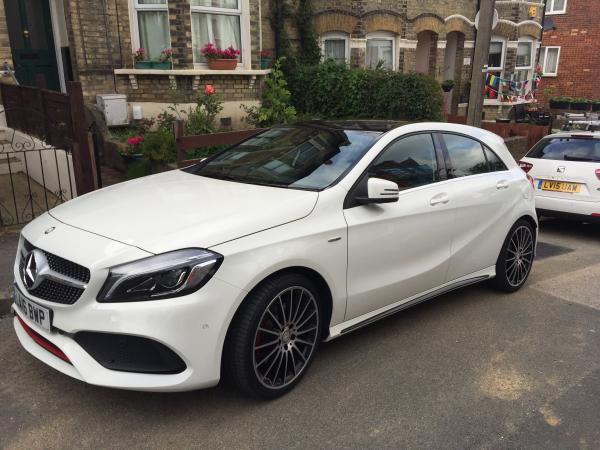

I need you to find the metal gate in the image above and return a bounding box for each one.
[0,81,96,226]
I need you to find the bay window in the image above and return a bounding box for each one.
[191,0,243,64]
[366,33,395,70]
[322,32,349,64]
[488,40,505,70]
[514,40,534,82]
[132,0,170,61]
[540,47,560,76]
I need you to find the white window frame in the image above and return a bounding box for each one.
[129,0,171,56]
[540,46,561,76]
[488,37,506,71]
[320,32,350,65]
[515,39,534,70]
[365,32,396,71]
[545,0,567,15]
[190,0,251,69]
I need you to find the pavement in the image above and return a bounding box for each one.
[0,218,599,449]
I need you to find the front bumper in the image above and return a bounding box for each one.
[13,214,247,392]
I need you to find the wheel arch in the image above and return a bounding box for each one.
[220,266,334,376]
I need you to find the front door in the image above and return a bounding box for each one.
[5,0,60,91]
[343,133,455,320]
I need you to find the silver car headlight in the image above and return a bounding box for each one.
[97,249,223,302]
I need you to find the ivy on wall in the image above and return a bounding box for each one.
[269,0,320,65]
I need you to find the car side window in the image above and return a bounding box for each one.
[369,134,439,191]
[443,134,489,178]
[484,147,508,172]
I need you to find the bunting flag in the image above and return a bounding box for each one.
[484,72,541,103]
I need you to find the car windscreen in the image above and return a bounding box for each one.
[185,125,381,190]
[526,137,600,162]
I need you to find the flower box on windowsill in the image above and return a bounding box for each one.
[207,59,237,70]
[134,61,153,69]
[152,61,172,70]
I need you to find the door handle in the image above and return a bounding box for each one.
[430,193,449,206]
[496,180,510,190]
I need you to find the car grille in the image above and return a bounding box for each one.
[20,240,90,305]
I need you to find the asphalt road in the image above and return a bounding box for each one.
[1,218,599,449]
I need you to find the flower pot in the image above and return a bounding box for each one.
[152,61,172,70]
[260,57,271,69]
[134,61,153,69]
[207,58,238,70]
[122,154,151,180]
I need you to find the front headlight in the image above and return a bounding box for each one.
[97,248,223,302]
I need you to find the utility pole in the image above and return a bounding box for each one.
[467,0,496,127]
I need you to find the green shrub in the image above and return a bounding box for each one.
[139,128,177,163]
[286,60,443,121]
[242,59,296,127]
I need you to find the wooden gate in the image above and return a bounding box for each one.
[0,81,96,226]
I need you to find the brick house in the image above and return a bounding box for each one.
[309,0,545,118]
[0,0,271,127]
[0,0,544,126]
[539,0,599,100]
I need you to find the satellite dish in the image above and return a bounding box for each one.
[475,9,499,30]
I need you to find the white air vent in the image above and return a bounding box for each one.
[96,94,128,127]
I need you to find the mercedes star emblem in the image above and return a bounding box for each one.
[22,249,48,290]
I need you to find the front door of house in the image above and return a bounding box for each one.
[5,0,60,91]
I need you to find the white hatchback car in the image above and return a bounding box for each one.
[13,121,537,398]
[519,132,600,222]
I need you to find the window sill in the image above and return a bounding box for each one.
[115,68,271,90]
[484,99,535,106]
[114,68,271,76]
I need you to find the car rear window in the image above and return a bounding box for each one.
[527,137,600,162]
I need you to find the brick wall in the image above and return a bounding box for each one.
[540,0,600,100]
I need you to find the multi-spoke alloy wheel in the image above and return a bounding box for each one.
[253,286,319,389]
[224,274,322,398]
[505,225,534,287]
[491,219,536,292]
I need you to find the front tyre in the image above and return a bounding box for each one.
[224,273,322,399]
[491,219,535,292]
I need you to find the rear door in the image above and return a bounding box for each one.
[438,132,521,281]
[521,136,600,203]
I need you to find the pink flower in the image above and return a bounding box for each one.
[204,84,215,96]
[127,135,144,146]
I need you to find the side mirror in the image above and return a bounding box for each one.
[356,177,399,205]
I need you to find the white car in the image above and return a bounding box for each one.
[12,121,537,399]
[519,132,600,222]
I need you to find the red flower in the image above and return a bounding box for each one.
[204,84,215,96]
[127,135,144,146]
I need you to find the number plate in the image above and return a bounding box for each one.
[539,180,581,193]
[13,286,52,332]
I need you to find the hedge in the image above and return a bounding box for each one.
[285,60,444,121]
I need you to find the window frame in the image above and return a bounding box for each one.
[189,0,251,68]
[487,38,506,71]
[545,0,567,15]
[344,132,448,209]
[437,132,508,179]
[320,32,350,65]
[365,32,397,71]
[540,46,561,77]
[129,0,171,59]
[515,39,534,70]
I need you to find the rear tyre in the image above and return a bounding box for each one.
[223,273,322,399]
[491,219,535,292]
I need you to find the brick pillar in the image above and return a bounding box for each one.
[169,0,194,68]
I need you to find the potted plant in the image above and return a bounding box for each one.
[570,97,591,111]
[549,96,571,109]
[152,48,173,69]
[441,79,455,93]
[201,43,240,70]
[259,49,272,69]
[133,48,152,69]
[122,135,150,179]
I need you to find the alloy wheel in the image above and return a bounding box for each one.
[252,286,319,390]
[505,225,534,287]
